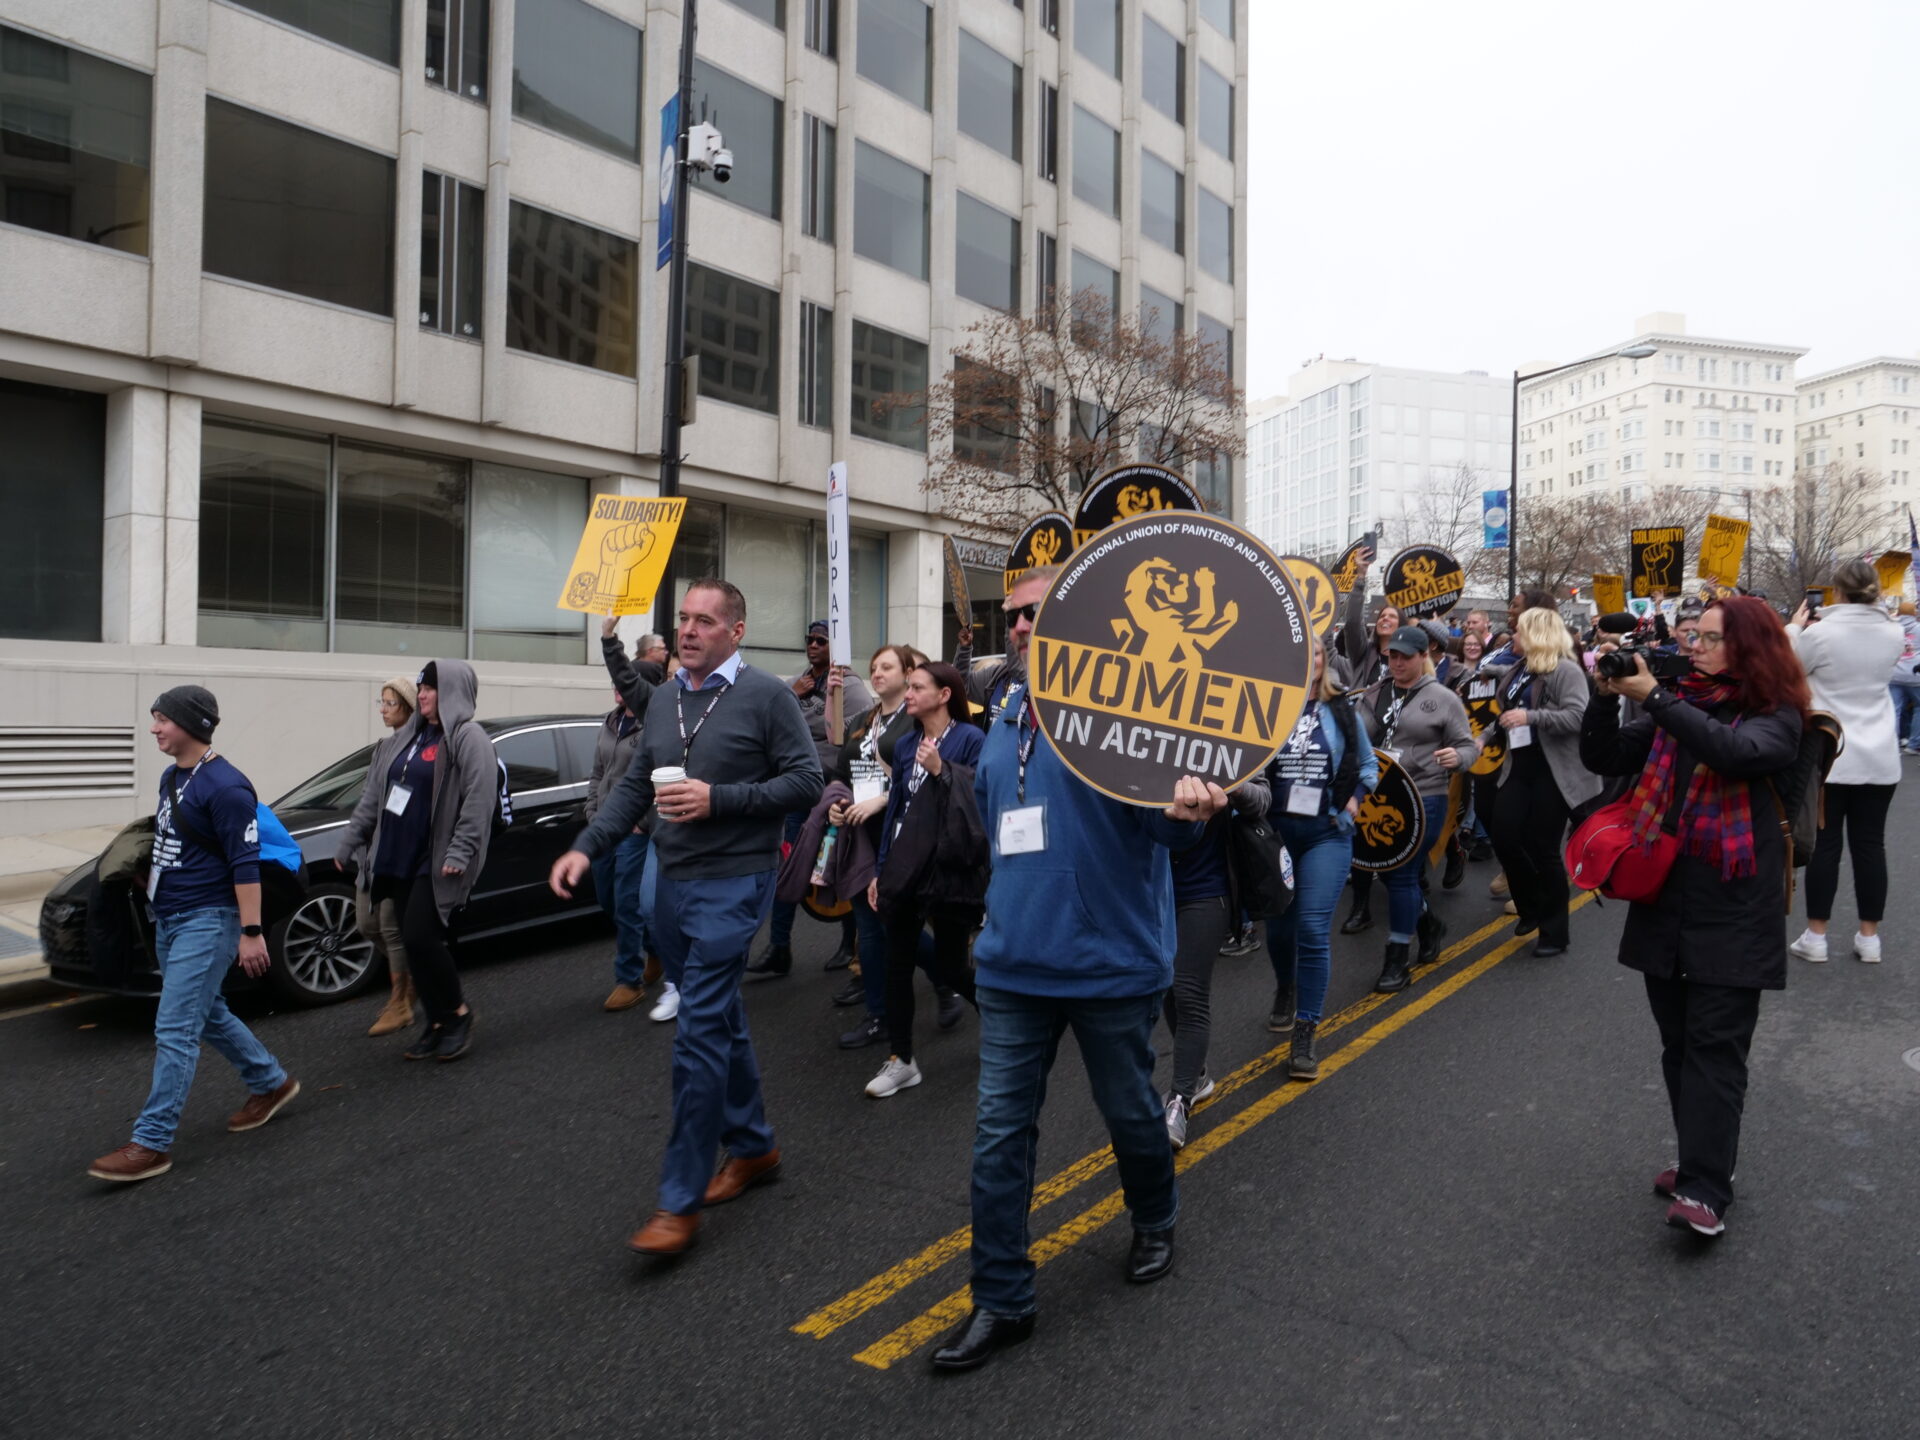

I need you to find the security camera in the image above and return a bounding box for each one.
[712,147,734,184]
[687,122,731,183]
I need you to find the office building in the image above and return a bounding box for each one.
[1794,356,1920,530]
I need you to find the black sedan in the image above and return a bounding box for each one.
[39,714,613,1007]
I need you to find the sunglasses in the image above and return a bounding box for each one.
[1006,603,1038,624]
[805,634,828,644]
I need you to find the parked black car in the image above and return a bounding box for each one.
[39,715,611,1006]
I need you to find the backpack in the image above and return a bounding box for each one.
[163,772,309,925]
[1765,710,1844,875]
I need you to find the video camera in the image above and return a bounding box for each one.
[1594,643,1692,683]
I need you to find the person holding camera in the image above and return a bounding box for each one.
[1486,608,1601,958]
[1580,597,1806,1238]
[1786,559,1905,964]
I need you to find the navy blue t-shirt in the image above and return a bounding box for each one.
[373,727,441,878]
[1170,818,1231,903]
[151,754,262,917]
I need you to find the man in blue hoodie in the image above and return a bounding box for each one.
[931,568,1227,1372]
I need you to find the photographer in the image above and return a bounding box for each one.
[1579,597,1806,1239]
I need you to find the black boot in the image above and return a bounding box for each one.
[1442,836,1467,890]
[1416,906,1447,966]
[1375,941,1412,994]
[746,943,793,979]
[823,924,856,971]
[1288,1020,1320,1081]
[1339,891,1373,935]
[1267,984,1296,1034]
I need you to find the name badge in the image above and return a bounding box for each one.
[1285,784,1325,817]
[146,863,161,901]
[385,783,414,817]
[852,775,887,807]
[1508,725,1534,749]
[1383,749,1403,764]
[998,804,1047,856]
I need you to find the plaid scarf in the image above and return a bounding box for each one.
[1623,672,1756,878]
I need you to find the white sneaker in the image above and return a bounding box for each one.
[648,983,680,1022]
[1789,929,1829,963]
[1854,933,1883,964]
[1193,1071,1217,1103]
[865,1055,922,1098]
[1164,1093,1190,1150]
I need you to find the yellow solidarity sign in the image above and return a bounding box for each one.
[556,494,688,617]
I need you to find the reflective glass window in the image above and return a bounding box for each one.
[1199,186,1233,282]
[691,60,782,221]
[472,463,588,662]
[229,0,400,64]
[857,0,931,110]
[1141,17,1183,124]
[0,378,104,642]
[1198,60,1232,159]
[1071,105,1118,217]
[198,422,330,653]
[505,200,638,376]
[955,191,1019,312]
[686,262,779,415]
[1140,150,1183,255]
[333,443,467,656]
[1140,284,1183,343]
[853,140,928,280]
[851,320,927,451]
[1074,0,1119,76]
[419,170,483,337]
[958,31,1020,161]
[512,0,643,161]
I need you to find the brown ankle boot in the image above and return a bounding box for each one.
[368,977,415,1036]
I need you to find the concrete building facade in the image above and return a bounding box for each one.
[1794,355,1920,531]
[0,0,1248,835]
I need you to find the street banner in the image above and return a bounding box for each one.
[557,494,687,616]
[1698,513,1750,586]
[1004,511,1074,593]
[1029,513,1312,806]
[1630,526,1686,598]
[1383,544,1466,620]
[1875,549,1910,598]
[1330,533,1375,595]
[1071,462,1206,548]
[1482,490,1509,550]
[1461,673,1507,777]
[941,534,973,621]
[656,94,679,270]
[1349,751,1426,873]
[826,462,851,743]
[1591,573,1627,615]
[1280,555,1338,639]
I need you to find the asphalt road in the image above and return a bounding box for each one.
[6,784,1919,1440]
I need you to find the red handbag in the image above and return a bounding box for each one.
[1564,799,1679,903]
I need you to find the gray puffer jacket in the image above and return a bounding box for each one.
[585,707,644,824]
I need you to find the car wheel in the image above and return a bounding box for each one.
[268,881,379,1007]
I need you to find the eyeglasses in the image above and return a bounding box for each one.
[1006,603,1038,624]
[1695,631,1725,648]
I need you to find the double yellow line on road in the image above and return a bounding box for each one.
[794,895,1594,1369]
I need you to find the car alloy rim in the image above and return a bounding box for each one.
[281,893,376,994]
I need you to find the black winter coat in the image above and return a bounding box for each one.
[1580,689,1802,990]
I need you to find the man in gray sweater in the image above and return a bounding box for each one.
[551,577,823,1255]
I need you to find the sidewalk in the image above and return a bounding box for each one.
[0,825,122,997]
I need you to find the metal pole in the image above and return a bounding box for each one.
[659,0,698,503]
[1507,368,1520,601]
[1743,487,1753,590]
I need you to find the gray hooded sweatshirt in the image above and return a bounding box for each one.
[335,658,499,922]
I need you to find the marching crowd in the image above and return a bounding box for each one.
[86,541,1912,1371]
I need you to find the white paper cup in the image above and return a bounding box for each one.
[651,766,688,787]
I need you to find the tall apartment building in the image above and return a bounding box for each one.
[1515,313,1803,506]
[1244,358,1511,559]
[1794,356,1920,527]
[0,0,1248,835]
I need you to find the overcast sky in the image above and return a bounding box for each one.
[1245,0,1920,401]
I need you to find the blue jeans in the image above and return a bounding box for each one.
[650,866,777,1214]
[969,985,1177,1317]
[1890,678,1920,747]
[1268,816,1355,1024]
[1380,794,1451,942]
[132,907,287,1152]
[591,832,655,986]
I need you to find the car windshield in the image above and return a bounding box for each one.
[273,745,375,811]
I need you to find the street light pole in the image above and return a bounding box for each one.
[658,0,699,503]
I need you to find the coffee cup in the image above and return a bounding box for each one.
[651,766,688,788]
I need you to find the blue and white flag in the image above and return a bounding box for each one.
[1482,490,1509,550]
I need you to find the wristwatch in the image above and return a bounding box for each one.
[241,924,264,938]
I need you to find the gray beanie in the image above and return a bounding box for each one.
[151,685,220,743]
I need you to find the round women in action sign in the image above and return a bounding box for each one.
[1071,463,1207,549]
[1280,555,1338,639]
[1383,545,1467,620]
[1028,512,1312,806]
[1004,511,1075,594]
[1349,751,1427,872]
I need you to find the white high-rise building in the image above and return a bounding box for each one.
[0,0,1249,836]
[1794,356,1920,529]
[1515,313,1803,506]
[1244,358,1511,559]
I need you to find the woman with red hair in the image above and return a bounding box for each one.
[1579,597,1807,1239]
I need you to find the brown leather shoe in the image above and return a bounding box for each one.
[642,953,663,988]
[704,1148,782,1205]
[604,983,646,1012]
[88,1143,172,1183]
[627,1209,700,1255]
[227,1077,301,1133]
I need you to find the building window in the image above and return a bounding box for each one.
[1198,186,1233,283]
[1070,248,1117,342]
[419,171,483,336]
[471,463,589,662]
[198,422,331,652]
[512,0,642,162]
[958,31,1021,162]
[1037,231,1058,323]
[1199,0,1233,39]
[955,192,1019,312]
[1140,150,1183,255]
[953,357,1018,474]
[334,442,468,655]
[0,25,152,256]
[722,0,785,28]
[801,114,835,242]
[1072,105,1119,217]
[203,99,395,315]
[1075,0,1120,77]
[1037,82,1059,182]
[1141,17,1184,125]
[858,0,931,110]
[686,263,779,415]
[853,140,929,280]
[1198,61,1233,159]
[229,0,400,64]
[851,320,927,450]
[1198,311,1232,381]
[798,300,832,429]
[804,0,836,56]
[0,378,104,642]
[1140,285,1183,344]
[691,60,781,221]
[425,0,488,99]
[505,200,638,376]
[1039,0,1059,37]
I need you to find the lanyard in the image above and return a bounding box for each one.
[1380,688,1409,747]
[906,725,951,797]
[862,703,905,764]
[161,753,214,830]
[676,670,738,759]
[1015,692,1039,803]
[1502,664,1533,707]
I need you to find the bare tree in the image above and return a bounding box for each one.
[883,288,1243,534]
[1749,465,1897,599]
[1375,462,1506,589]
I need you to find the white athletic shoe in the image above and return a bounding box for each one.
[1789,929,1829,963]
[1854,933,1883,964]
[648,983,680,1022]
[865,1055,922,1098]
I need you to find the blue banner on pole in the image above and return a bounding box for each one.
[656,93,679,270]
[1482,490,1510,550]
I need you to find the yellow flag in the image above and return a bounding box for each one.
[556,495,687,616]
[1697,514,1750,586]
